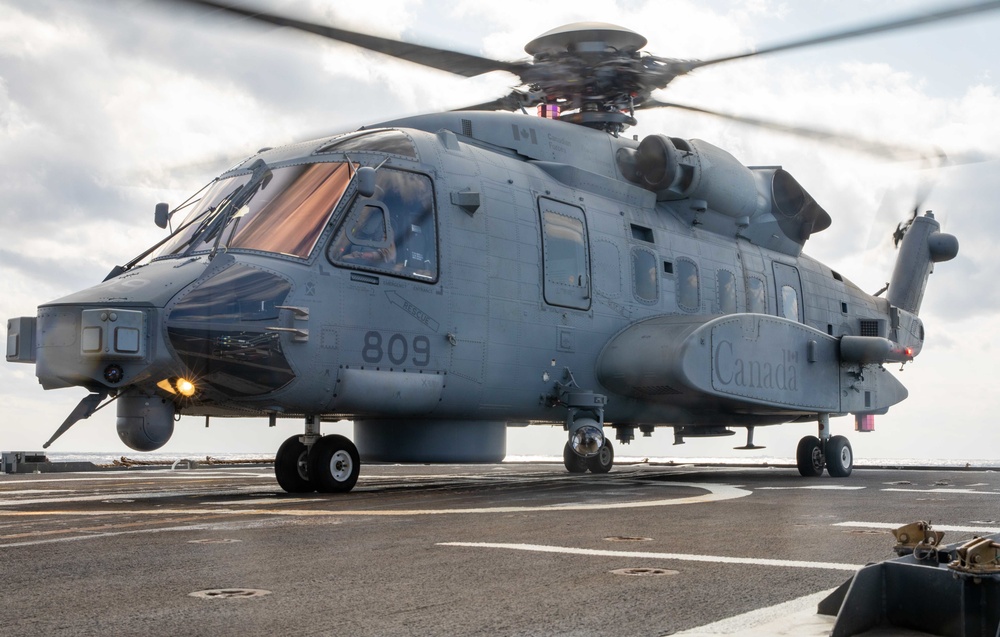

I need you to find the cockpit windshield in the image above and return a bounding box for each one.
[155,161,354,259]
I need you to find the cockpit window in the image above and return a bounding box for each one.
[155,175,251,258]
[156,161,354,259]
[315,130,418,159]
[328,169,437,282]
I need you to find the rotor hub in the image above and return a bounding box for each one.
[525,22,647,56]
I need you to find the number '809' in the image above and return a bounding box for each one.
[362,331,431,366]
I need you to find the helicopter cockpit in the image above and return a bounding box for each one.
[152,132,439,401]
[153,129,437,284]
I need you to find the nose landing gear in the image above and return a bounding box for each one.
[274,435,312,493]
[274,416,362,493]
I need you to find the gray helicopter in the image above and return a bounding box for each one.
[10,0,989,493]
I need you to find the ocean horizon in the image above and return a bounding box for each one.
[17,451,1000,470]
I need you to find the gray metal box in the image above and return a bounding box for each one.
[80,308,146,359]
[6,316,37,363]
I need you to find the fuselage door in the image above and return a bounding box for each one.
[539,197,591,310]
[773,262,804,323]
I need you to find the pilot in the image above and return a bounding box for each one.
[332,205,396,265]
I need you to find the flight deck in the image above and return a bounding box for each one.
[1,462,998,636]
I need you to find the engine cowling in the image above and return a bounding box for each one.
[617,134,832,256]
[622,135,759,220]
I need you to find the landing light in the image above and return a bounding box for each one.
[157,377,197,397]
[176,378,196,397]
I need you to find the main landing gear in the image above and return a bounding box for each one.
[274,416,361,493]
[560,389,614,475]
[563,439,614,474]
[796,414,853,478]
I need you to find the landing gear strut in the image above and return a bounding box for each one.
[796,414,853,478]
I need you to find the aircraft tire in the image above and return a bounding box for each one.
[309,434,361,493]
[563,442,589,473]
[796,435,825,477]
[275,435,314,493]
[586,440,614,474]
[825,435,853,478]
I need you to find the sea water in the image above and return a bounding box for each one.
[36,452,1000,469]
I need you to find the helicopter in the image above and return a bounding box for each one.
[6,0,993,493]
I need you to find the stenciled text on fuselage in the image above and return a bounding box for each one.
[713,339,799,392]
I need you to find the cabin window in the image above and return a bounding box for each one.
[716,269,737,314]
[772,262,804,323]
[631,248,657,303]
[328,169,437,282]
[747,277,766,313]
[539,198,591,310]
[780,285,799,321]
[676,258,699,312]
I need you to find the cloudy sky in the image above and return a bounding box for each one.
[2,0,999,462]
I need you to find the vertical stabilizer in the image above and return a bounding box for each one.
[886,212,958,315]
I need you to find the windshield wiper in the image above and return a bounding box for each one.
[207,158,273,261]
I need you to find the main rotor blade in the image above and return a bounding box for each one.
[453,96,523,112]
[164,0,530,79]
[451,89,544,113]
[689,0,1000,70]
[643,99,947,162]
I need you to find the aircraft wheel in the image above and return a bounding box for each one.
[309,434,361,493]
[586,440,614,474]
[275,435,314,493]
[825,435,853,478]
[796,435,825,477]
[563,442,589,473]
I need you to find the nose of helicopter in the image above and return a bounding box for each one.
[8,255,303,451]
[8,255,298,401]
[9,257,203,392]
